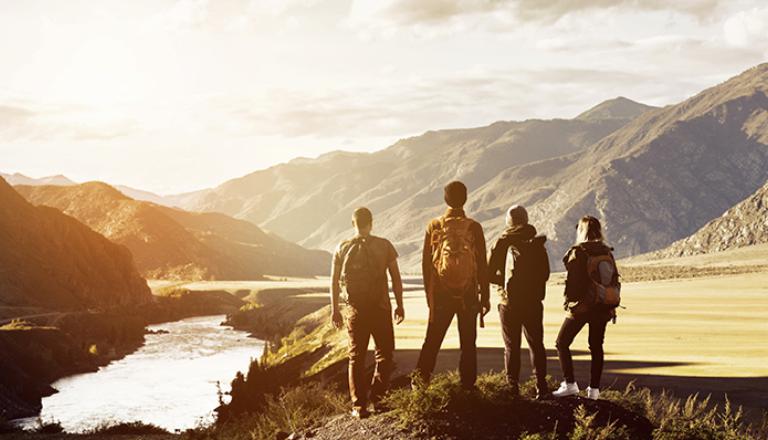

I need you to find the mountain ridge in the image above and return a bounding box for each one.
[172,96,657,267]
[0,177,151,310]
[15,182,330,280]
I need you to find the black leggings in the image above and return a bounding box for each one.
[555,311,609,388]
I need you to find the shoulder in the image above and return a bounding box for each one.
[369,235,392,248]
[461,216,482,230]
[426,217,443,233]
[335,238,355,255]
[563,245,586,264]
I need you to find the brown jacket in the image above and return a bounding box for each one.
[421,208,490,307]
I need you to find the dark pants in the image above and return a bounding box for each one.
[498,300,547,387]
[555,310,609,388]
[345,305,395,410]
[415,299,478,387]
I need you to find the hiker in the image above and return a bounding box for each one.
[414,181,490,390]
[330,207,405,418]
[488,205,550,399]
[553,216,621,400]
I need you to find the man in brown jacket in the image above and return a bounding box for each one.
[414,181,490,389]
[330,207,405,418]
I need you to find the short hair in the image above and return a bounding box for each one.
[353,207,373,227]
[444,181,467,208]
[577,215,603,243]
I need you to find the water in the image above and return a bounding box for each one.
[21,315,263,433]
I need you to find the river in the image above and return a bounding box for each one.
[20,315,264,433]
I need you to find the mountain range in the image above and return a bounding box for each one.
[166,97,657,268]
[5,64,768,271]
[15,182,330,280]
[0,177,151,310]
[166,65,768,269]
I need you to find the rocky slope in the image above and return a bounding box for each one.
[171,97,655,267]
[648,180,768,258]
[0,177,151,310]
[466,62,768,264]
[15,182,329,280]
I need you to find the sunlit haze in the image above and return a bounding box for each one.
[1,0,767,193]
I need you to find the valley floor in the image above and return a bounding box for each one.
[171,266,768,419]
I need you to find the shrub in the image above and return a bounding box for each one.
[86,421,169,435]
[33,418,64,434]
[602,383,765,440]
[186,382,346,440]
[569,405,631,440]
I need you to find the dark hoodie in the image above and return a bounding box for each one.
[563,240,615,317]
[488,224,550,303]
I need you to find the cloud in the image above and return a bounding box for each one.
[0,101,137,142]
[347,0,723,31]
[723,6,768,48]
[146,0,210,32]
[222,66,700,147]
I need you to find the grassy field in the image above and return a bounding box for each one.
[159,244,768,418]
[168,272,768,378]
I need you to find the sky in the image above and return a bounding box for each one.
[1,0,767,194]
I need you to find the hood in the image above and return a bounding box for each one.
[578,240,613,255]
[500,223,540,242]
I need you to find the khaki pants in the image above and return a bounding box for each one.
[345,305,395,410]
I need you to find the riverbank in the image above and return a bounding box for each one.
[0,287,250,421]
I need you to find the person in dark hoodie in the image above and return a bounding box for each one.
[488,205,550,399]
[553,216,619,400]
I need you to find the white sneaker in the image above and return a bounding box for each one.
[552,381,579,397]
[586,387,600,400]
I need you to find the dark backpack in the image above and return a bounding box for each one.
[340,237,377,307]
[507,236,550,301]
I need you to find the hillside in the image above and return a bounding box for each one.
[171,97,655,267]
[15,182,329,280]
[456,62,768,267]
[0,177,151,310]
[646,180,768,258]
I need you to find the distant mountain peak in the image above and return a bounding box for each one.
[0,171,76,186]
[576,96,657,121]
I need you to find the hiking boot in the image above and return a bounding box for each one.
[552,381,579,398]
[508,381,520,399]
[370,401,387,414]
[586,387,600,400]
[351,407,370,419]
[535,383,552,400]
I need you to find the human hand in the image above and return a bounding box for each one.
[481,300,491,317]
[394,306,405,325]
[331,309,344,329]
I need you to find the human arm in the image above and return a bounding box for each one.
[421,228,433,303]
[487,236,508,288]
[329,246,344,328]
[473,222,491,316]
[563,247,588,306]
[388,258,405,324]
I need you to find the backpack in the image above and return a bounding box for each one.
[431,216,477,291]
[340,237,377,307]
[507,236,550,301]
[585,251,621,308]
